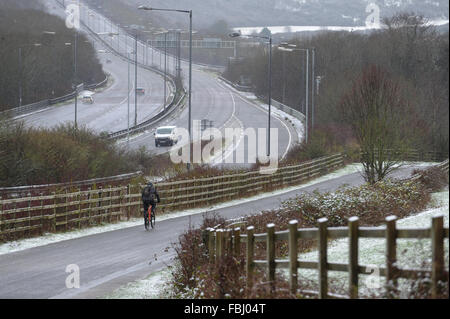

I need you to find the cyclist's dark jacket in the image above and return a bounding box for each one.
[142,183,160,214]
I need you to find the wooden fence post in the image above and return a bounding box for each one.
[0,200,3,238]
[348,216,359,299]
[208,228,215,263]
[216,229,223,262]
[318,217,328,299]
[52,192,57,232]
[98,187,103,223]
[118,186,123,222]
[267,223,276,293]
[76,190,81,229]
[288,220,298,295]
[27,194,31,237]
[40,194,44,236]
[246,226,255,290]
[126,184,131,220]
[222,229,228,255]
[431,215,444,299]
[224,228,230,255]
[28,193,31,235]
[385,215,398,297]
[108,185,112,223]
[233,227,241,256]
[226,229,233,255]
[65,189,69,231]
[87,188,92,225]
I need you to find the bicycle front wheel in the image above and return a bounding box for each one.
[150,211,155,229]
[144,216,149,230]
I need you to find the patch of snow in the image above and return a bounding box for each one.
[0,163,363,256]
[102,166,445,299]
[0,162,437,258]
[233,19,449,35]
[104,267,172,299]
[291,190,449,298]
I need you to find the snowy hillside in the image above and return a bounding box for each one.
[119,0,449,28]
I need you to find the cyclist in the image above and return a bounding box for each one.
[141,182,160,224]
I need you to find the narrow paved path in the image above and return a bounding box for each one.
[0,166,421,299]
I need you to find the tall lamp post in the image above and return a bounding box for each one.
[73,30,79,129]
[18,43,42,107]
[164,32,167,109]
[134,29,138,126]
[278,44,312,144]
[311,48,315,130]
[138,4,193,170]
[153,30,169,111]
[229,31,272,157]
[127,51,135,144]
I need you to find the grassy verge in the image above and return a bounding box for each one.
[165,165,449,299]
[0,121,155,187]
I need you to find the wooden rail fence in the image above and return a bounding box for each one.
[0,154,344,241]
[360,149,449,163]
[155,153,344,211]
[205,215,449,299]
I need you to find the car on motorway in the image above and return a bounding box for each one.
[154,126,178,147]
[136,87,145,95]
[82,95,94,104]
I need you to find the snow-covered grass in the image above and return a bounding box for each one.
[292,189,449,298]
[103,189,448,299]
[102,169,446,299]
[0,162,435,257]
[104,267,173,299]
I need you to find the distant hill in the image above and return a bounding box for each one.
[0,0,44,10]
[117,0,449,28]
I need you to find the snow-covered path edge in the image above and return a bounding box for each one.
[103,170,448,299]
[104,190,449,299]
[2,161,435,256]
[0,163,370,256]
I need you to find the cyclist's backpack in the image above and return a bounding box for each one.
[143,184,156,202]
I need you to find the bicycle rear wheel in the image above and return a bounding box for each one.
[150,209,155,228]
[145,207,150,230]
[144,215,149,230]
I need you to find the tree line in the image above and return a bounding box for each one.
[224,13,449,157]
[0,2,105,110]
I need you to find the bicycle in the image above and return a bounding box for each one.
[144,205,156,230]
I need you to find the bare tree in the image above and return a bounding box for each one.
[338,65,412,184]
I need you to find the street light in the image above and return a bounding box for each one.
[18,43,42,107]
[152,30,170,110]
[52,28,81,129]
[230,31,273,157]
[139,4,193,170]
[127,51,135,144]
[278,44,314,143]
[124,25,141,127]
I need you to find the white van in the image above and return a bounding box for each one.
[154,126,178,147]
[82,95,94,104]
